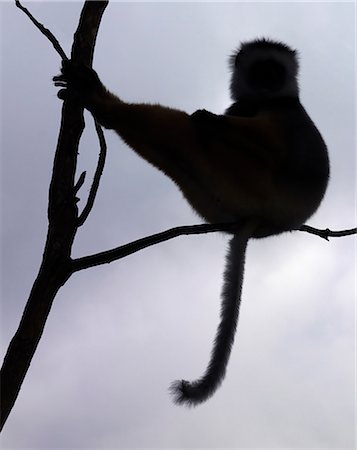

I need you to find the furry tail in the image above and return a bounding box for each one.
[170,227,252,406]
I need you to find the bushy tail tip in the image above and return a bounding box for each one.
[169,379,216,407]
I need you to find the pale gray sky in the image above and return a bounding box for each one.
[0,1,355,449]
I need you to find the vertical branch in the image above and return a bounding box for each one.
[0,0,108,431]
[78,119,107,226]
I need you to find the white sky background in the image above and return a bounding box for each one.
[0,1,355,448]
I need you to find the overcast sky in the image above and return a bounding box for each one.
[0,1,355,449]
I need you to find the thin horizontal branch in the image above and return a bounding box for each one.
[71,222,357,272]
[300,225,357,241]
[15,0,68,60]
[71,222,242,272]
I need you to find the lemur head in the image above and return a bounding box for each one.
[229,38,299,101]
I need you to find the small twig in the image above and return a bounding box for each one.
[15,0,68,61]
[77,119,107,226]
[299,225,357,241]
[74,171,87,194]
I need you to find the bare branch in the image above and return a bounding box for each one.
[77,119,107,226]
[15,0,68,60]
[1,0,109,431]
[71,222,356,272]
[299,225,357,241]
[71,223,241,272]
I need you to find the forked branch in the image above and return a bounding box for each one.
[1,0,109,431]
